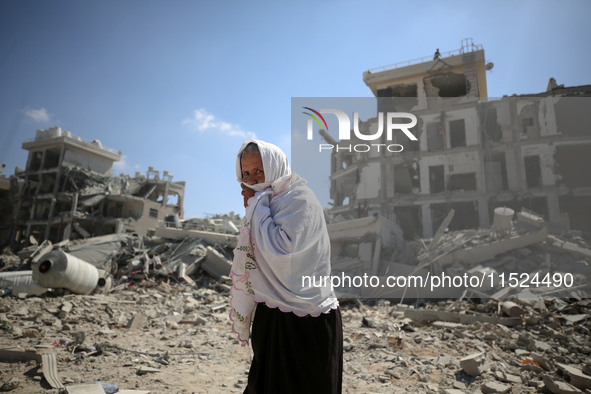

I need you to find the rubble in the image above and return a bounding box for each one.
[0,204,588,392]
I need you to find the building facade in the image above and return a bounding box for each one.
[326,40,591,239]
[12,127,184,244]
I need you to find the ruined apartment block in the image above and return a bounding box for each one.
[327,39,591,239]
[12,127,184,245]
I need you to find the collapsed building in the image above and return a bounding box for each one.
[5,126,185,246]
[326,38,591,240]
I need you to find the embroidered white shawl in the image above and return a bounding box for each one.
[229,139,338,345]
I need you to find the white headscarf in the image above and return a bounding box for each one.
[235,139,291,192]
[229,139,338,346]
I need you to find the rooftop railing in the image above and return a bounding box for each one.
[366,44,483,74]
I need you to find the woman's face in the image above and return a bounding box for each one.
[241,151,265,185]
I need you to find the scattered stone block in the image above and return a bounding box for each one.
[22,328,41,338]
[0,377,19,391]
[136,366,160,375]
[531,353,555,371]
[127,313,147,330]
[481,380,511,393]
[460,352,490,376]
[543,375,581,394]
[556,363,591,391]
[65,384,106,394]
[493,370,522,384]
[452,381,467,390]
[58,302,73,319]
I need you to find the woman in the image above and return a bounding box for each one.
[229,139,342,393]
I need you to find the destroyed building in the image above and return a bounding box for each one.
[326,38,591,240]
[8,127,185,245]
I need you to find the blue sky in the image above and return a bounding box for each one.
[1,1,590,218]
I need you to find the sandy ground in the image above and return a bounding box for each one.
[1,276,590,393]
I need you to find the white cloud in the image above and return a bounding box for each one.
[183,109,256,139]
[112,155,128,174]
[22,107,51,122]
[113,155,143,177]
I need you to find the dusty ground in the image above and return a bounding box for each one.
[1,275,591,393]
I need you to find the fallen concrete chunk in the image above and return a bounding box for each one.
[65,384,106,394]
[460,352,490,376]
[127,313,147,330]
[117,391,152,394]
[530,353,555,372]
[0,377,19,391]
[543,375,581,394]
[154,226,237,248]
[59,301,73,319]
[480,380,510,393]
[546,235,591,259]
[556,363,591,391]
[176,262,195,286]
[136,366,160,375]
[201,246,232,280]
[493,370,522,384]
[404,308,520,327]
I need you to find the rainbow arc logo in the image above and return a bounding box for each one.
[302,107,328,131]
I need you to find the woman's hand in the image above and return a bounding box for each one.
[241,183,255,208]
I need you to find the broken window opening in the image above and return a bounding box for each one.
[429,165,445,193]
[524,155,542,188]
[377,85,418,112]
[44,148,61,169]
[519,104,538,138]
[166,193,179,207]
[555,97,591,138]
[33,200,51,220]
[485,153,509,191]
[394,206,422,240]
[427,122,444,151]
[149,208,158,219]
[30,151,43,171]
[39,174,57,194]
[521,197,548,220]
[449,119,467,148]
[559,196,591,234]
[449,172,477,191]
[26,175,40,196]
[104,202,125,218]
[394,164,420,194]
[481,106,502,144]
[424,72,469,98]
[555,144,591,188]
[449,201,479,231]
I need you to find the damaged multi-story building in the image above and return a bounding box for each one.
[326,38,591,239]
[8,127,185,245]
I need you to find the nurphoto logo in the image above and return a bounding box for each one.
[303,107,419,153]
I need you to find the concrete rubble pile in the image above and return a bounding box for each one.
[1,230,236,298]
[0,206,590,392]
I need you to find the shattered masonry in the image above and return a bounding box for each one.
[4,127,186,245]
[327,39,591,240]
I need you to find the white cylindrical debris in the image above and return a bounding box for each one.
[32,251,100,295]
[220,220,239,235]
[95,269,112,294]
[501,300,525,318]
[0,271,48,296]
[492,207,514,231]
